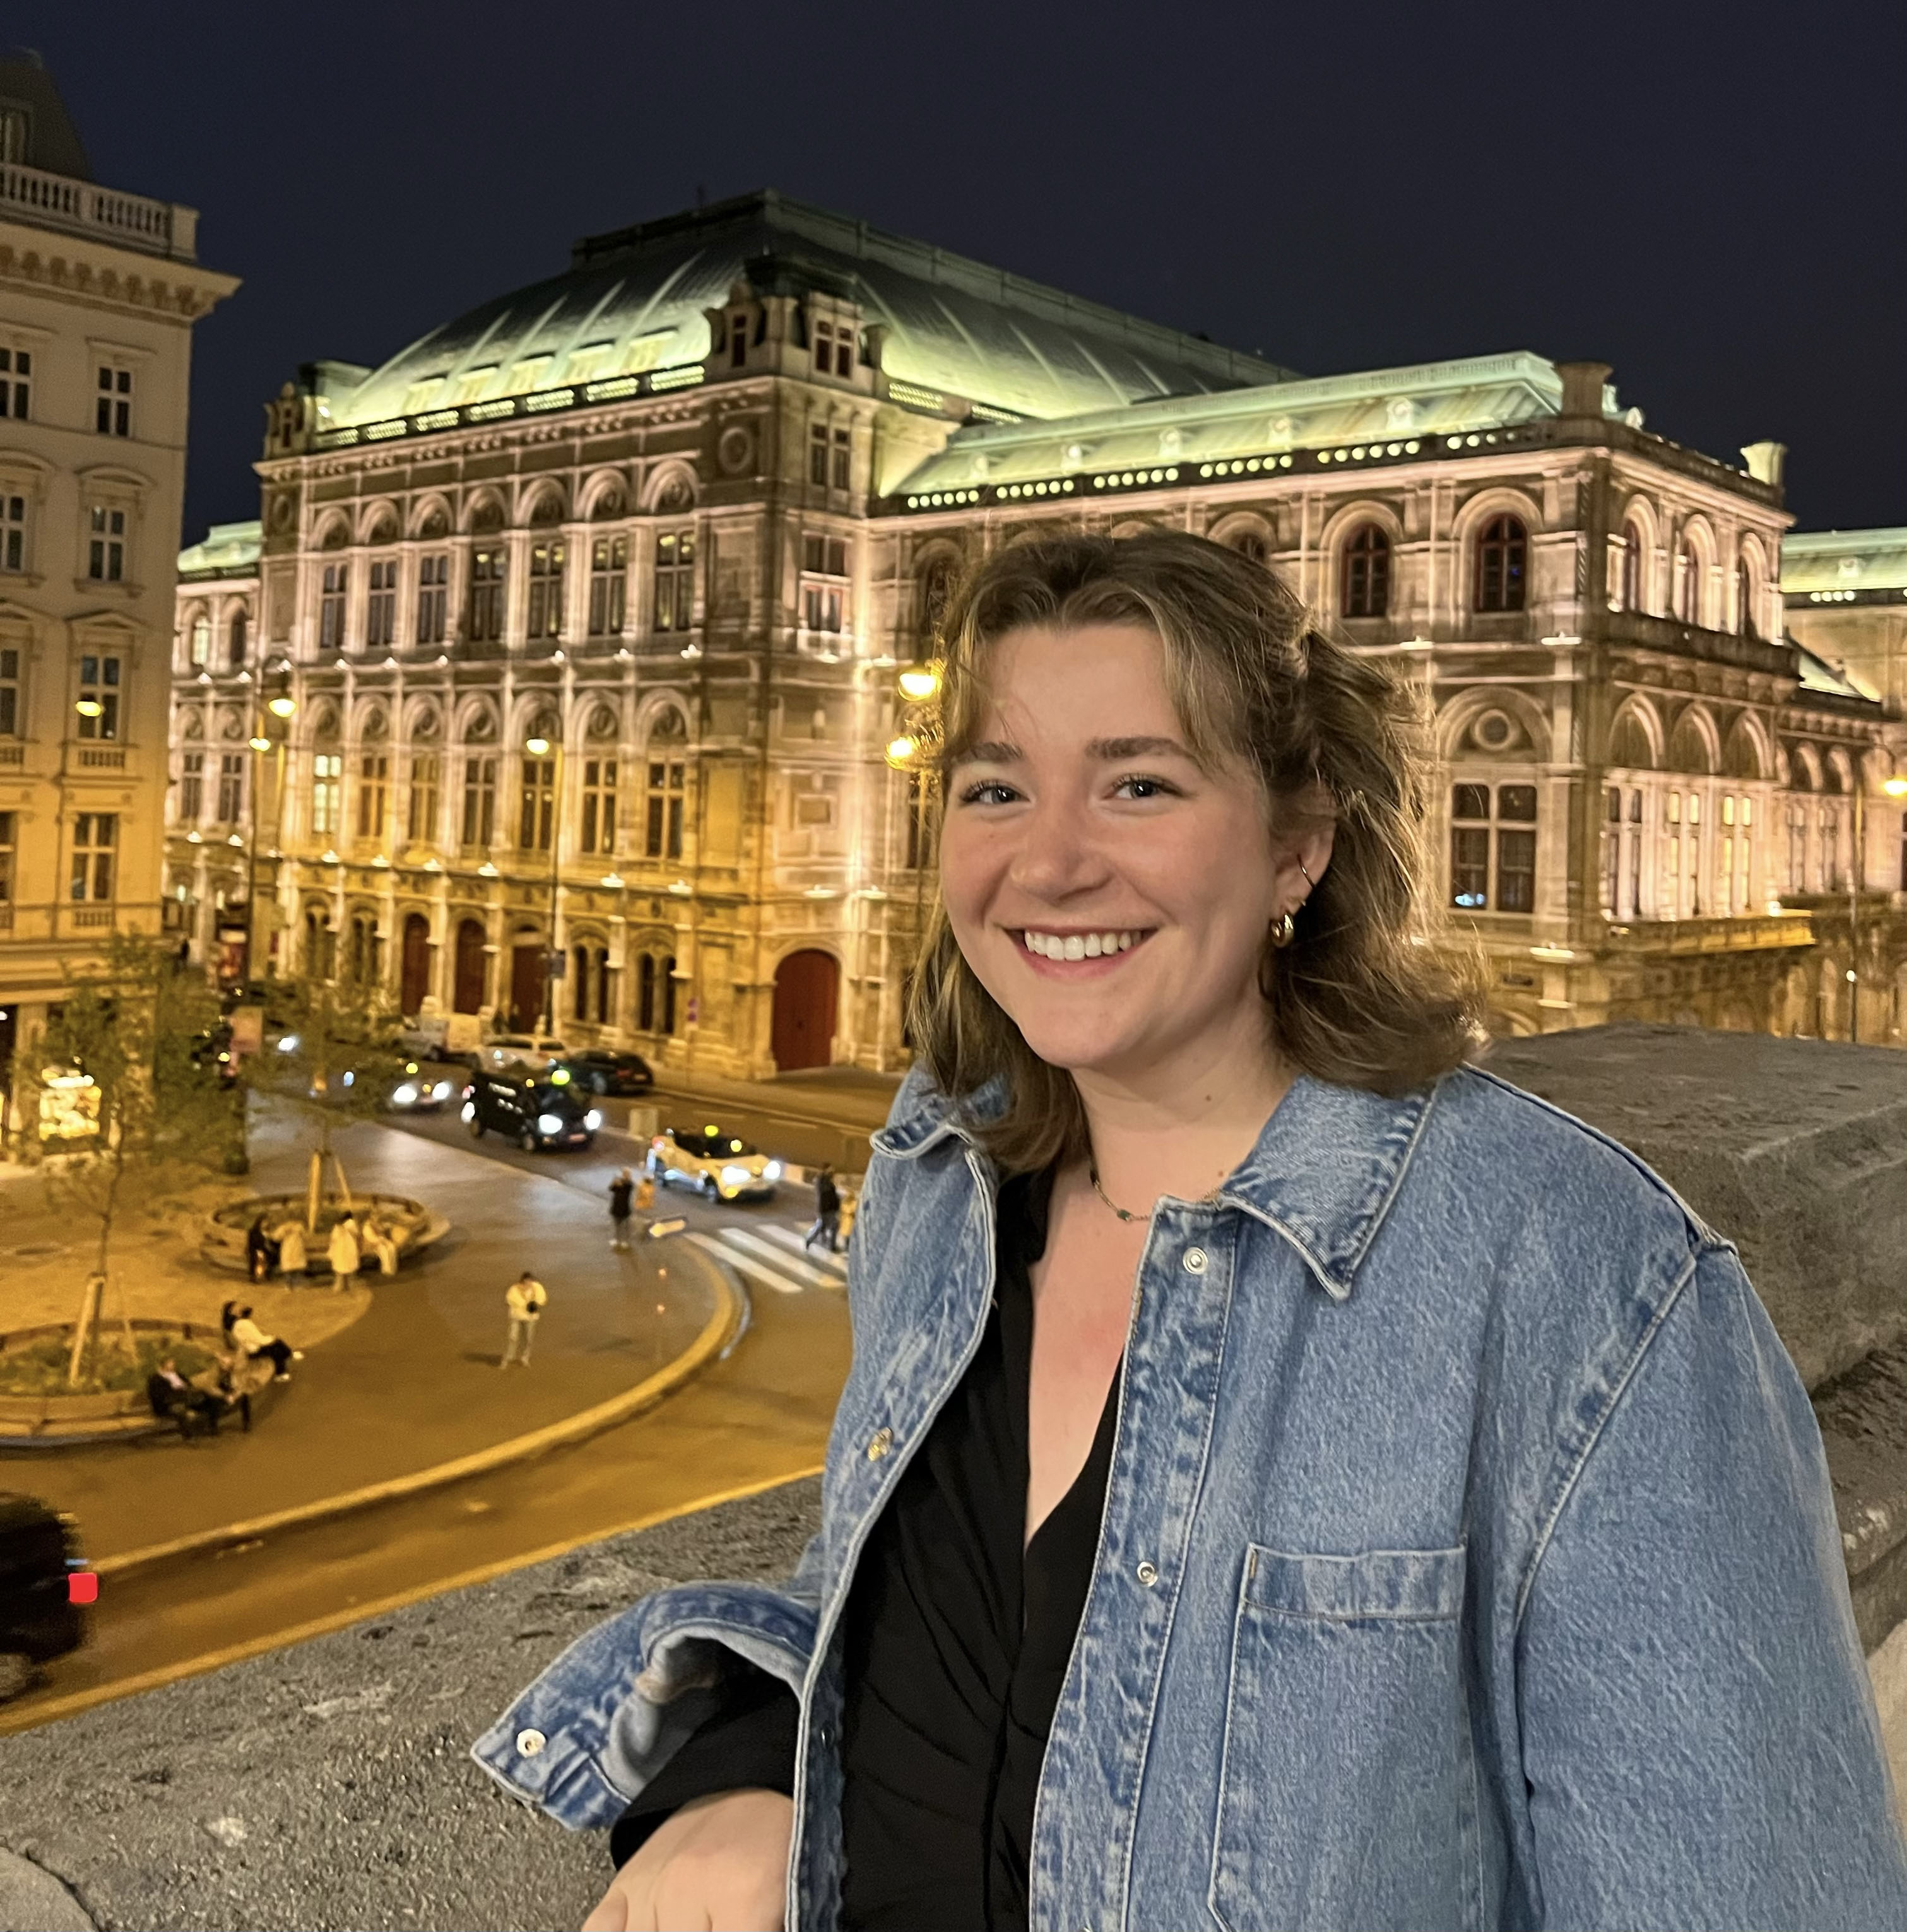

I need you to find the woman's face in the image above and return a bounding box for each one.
[940,622,1327,1090]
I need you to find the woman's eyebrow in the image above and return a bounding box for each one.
[953,738,1022,765]
[1085,734,1195,761]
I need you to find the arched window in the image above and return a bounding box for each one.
[228,606,249,667]
[188,608,210,667]
[1620,519,1644,612]
[1677,539,1702,623]
[1225,528,1270,568]
[1473,515,1526,613]
[915,558,957,657]
[1737,558,1757,638]
[644,712,689,860]
[1340,524,1390,618]
[638,953,657,1032]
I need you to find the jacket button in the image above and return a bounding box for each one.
[515,1728,546,1757]
[1135,1560,1159,1587]
[866,1426,894,1461]
[1182,1247,1208,1275]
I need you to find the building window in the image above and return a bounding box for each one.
[0,645,18,735]
[1473,515,1526,613]
[730,314,748,368]
[1341,523,1390,618]
[654,531,695,632]
[832,428,851,490]
[0,347,30,418]
[0,492,24,572]
[416,553,449,645]
[311,751,343,837]
[179,749,204,823]
[461,754,497,847]
[228,608,249,666]
[1665,789,1705,916]
[217,753,244,824]
[189,608,211,666]
[638,953,657,1031]
[519,754,555,852]
[1822,803,1841,892]
[808,424,829,486]
[87,505,126,582]
[581,757,617,855]
[1737,559,1756,639]
[357,750,388,842]
[813,319,852,378]
[408,753,439,844]
[904,770,936,871]
[662,956,679,1033]
[0,810,11,904]
[588,535,627,636]
[1677,539,1702,624]
[1626,789,1643,917]
[527,539,565,639]
[802,533,848,632]
[71,813,116,900]
[76,654,120,739]
[1449,782,1537,912]
[1786,801,1807,894]
[95,365,132,437]
[644,749,687,859]
[1620,519,1644,611]
[468,545,506,643]
[367,558,398,649]
[319,562,348,649]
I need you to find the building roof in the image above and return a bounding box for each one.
[887,350,1585,495]
[1793,639,1881,704]
[321,189,1294,432]
[177,520,261,580]
[1781,527,1907,598]
[0,55,92,180]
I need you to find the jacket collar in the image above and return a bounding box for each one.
[875,1060,1443,1304]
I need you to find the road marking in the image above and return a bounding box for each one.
[688,1231,808,1297]
[717,1227,845,1290]
[752,1223,849,1282]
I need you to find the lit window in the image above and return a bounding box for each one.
[311,751,343,836]
[71,813,116,900]
[95,365,132,437]
[519,754,555,852]
[527,539,565,639]
[588,534,628,636]
[416,553,449,645]
[1473,515,1526,613]
[654,531,695,632]
[319,562,348,649]
[644,729,687,860]
[468,546,506,644]
[76,654,120,739]
[461,754,497,847]
[1449,782,1537,912]
[357,750,388,841]
[0,493,24,572]
[367,558,398,649]
[582,757,617,855]
[801,533,848,633]
[87,505,126,582]
[1341,523,1390,618]
[408,752,440,844]
[0,347,30,419]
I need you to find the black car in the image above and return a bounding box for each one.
[0,1493,86,1700]
[558,1049,655,1096]
[461,1066,601,1152]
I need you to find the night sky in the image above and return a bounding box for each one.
[16,0,1906,546]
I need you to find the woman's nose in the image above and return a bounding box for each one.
[1007,798,1109,898]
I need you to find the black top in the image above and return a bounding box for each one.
[611,1165,1122,1932]
[608,1177,634,1218]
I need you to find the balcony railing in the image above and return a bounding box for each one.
[1600,910,1814,954]
[0,160,198,262]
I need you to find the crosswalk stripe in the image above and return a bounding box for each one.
[755,1224,849,1278]
[718,1227,845,1290]
[687,1232,808,1297]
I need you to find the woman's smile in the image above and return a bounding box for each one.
[1013,926,1154,969]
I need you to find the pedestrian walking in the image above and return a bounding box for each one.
[803,1164,842,1254]
[609,1169,635,1251]
[501,1270,547,1368]
[245,1214,273,1283]
[327,1213,361,1292]
[276,1218,309,1280]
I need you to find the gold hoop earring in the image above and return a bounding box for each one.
[1297,858,1314,888]
[1268,910,1296,950]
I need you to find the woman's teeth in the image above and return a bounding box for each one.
[1022,930,1143,961]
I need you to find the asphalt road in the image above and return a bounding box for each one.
[1,1121,854,1736]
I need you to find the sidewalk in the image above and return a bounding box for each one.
[1,1113,721,1562]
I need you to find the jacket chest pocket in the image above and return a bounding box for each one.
[1207,1543,1470,1932]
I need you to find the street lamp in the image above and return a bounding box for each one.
[524,732,562,1034]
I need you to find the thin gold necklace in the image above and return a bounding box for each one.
[1087,1160,1225,1223]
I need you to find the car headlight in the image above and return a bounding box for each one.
[277,1034,299,1054]
[536,1113,564,1136]
[393,1083,418,1106]
[460,1102,475,1122]
[764,1160,782,1181]
[341,1071,355,1088]
[584,1110,603,1131]
[432,1081,455,1101]
[721,1164,750,1187]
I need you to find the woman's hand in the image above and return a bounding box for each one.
[581,1788,794,1932]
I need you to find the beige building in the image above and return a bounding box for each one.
[0,57,237,1109]
[167,191,1906,1076]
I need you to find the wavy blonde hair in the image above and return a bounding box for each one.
[902,529,1487,1175]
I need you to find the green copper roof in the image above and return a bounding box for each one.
[321,190,1294,432]
[1781,527,1907,596]
[178,519,261,578]
[887,351,1582,495]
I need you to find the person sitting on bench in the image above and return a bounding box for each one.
[146,1357,219,1439]
[229,1308,300,1380]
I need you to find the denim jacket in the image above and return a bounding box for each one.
[475,1061,1907,1930]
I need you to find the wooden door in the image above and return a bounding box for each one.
[771,949,838,1071]
[511,945,546,1033]
[400,914,431,1016]
[453,919,487,1013]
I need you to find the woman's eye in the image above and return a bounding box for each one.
[1113,775,1176,801]
[958,780,1018,806]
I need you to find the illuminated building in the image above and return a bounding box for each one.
[170,190,1903,1074]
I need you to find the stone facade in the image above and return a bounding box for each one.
[164,191,1907,1076]
[0,58,237,1117]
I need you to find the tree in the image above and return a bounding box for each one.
[26,936,240,1386]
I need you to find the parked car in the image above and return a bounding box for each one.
[557,1049,655,1096]
[387,1059,460,1111]
[478,1034,571,1074]
[462,1066,601,1151]
[0,1493,86,1701]
[647,1124,783,1201]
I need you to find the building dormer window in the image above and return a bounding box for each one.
[0,348,30,419]
[813,319,853,379]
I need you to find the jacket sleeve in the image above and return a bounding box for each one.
[1517,1240,1907,1930]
